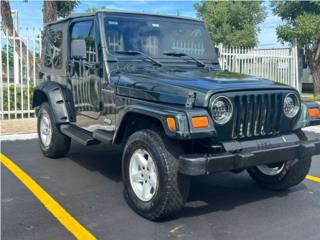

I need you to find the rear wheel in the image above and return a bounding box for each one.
[37,102,71,158]
[122,129,190,221]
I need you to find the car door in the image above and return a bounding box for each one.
[69,19,103,129]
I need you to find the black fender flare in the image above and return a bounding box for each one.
[32,81,76,123]
[113,103,215,143]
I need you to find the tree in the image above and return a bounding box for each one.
[86,6,107,13]
[271,1,320,96]
[1,0,35,74]
[1,0,79,76]
[42,1,79,58]
[194,1,266,47]
[43,0,80,25]
[43,1,57,25]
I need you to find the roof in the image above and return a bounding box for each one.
[45,9,202,27]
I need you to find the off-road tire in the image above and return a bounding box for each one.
[37,102,71,158]
[122,129,190,221]
[247,130,311,190]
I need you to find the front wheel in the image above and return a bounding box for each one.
[247,131,311,191]
[247,156,311,191]
[122,129,190,221]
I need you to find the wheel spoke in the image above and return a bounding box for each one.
[142,181,151,199]
[131,172,143,183]
[147,159,154,170]
[43,116,50,127]
[45,135,50,146]
[149,172,157,189]
[135,153,147,168]
[48,131,52,143]
[47,120,51,130]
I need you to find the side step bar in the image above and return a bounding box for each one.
[60,124,99,146]
[92,129,113,144]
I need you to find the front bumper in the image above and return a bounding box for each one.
[179,134,320,176]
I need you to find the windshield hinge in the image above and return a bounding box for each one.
[185,92,196,109]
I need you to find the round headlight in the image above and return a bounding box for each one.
[211,96,233,124]
[283,93,300,118]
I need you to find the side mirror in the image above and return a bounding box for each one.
[71,39,87,59]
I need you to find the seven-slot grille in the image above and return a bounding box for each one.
[231,93,283,139]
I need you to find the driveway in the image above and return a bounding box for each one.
[1,131,320,240]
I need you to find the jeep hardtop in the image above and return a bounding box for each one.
[33,10,320,220]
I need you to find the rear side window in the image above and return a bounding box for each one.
[44,27,63,69]
[70,21,97,62]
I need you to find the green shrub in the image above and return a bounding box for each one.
[301,95,320,102]
[2,84,34,111]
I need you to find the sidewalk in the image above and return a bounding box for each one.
[1,118,37,135]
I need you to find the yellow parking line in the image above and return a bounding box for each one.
[0,153,96,240]
[306,175,320,183]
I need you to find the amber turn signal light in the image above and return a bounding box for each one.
[192,116,209,128]
[308,108,320,118]
[166,117,176,132]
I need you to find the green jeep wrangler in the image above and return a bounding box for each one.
[33,10,320,220]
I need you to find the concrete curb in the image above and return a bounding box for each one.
[303,126,320,134]
[1,133,38,141]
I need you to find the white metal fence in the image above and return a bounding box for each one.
[1,30,299,120]
[0,28,41,120]
[217,44,299,90]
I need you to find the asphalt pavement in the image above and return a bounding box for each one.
[1,131,320,240]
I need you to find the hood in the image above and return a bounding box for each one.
[114,69,295,107]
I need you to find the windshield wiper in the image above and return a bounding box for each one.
[163,52,205,67]
[115,50,162,67]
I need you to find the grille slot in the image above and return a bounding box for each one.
[232,93,282,139]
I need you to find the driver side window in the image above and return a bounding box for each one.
[71,21,97,63]
[69,20,100,112]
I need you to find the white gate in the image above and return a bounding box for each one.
[217,44,299,90]
[0,28,41,120]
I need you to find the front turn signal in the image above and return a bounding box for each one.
[166,117,176,132]
[308,108,320,118]
[192,116,209,128]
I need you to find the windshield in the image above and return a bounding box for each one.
[103,15,217,62]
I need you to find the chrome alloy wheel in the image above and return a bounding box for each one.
[256,163,285,176]
[39,111,52,148]
[129,148,158,202]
